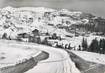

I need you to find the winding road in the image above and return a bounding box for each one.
[25,44,80,73]
[1,39,105,73]
[0,40,80,73]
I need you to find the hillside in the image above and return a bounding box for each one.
[0,6,104,38]
[0,6,105,73]
[0,6,105,50]
[67,50,105,73]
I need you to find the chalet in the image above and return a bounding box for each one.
[17,33,29,38]
[32,29,40,37]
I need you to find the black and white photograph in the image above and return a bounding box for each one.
[0,0,105,73]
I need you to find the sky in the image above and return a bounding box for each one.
[0,0,105,18]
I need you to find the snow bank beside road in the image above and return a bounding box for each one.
[0,51,49,73]
[0,39,80,73]
[25,42,80,73]
[71,51,105,65]
[67,50,105,73]
[0,40,49,73]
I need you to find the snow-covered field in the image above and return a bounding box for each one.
[0,6,105,73]
[0,39,41,68]
[0,39,81,73]
[71,50,105,65]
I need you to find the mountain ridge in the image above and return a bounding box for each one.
[0,6,105,40]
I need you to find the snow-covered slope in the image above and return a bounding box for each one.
[0,40,41,68]
[71,50,105,65]
[0,6,104,50]
[0,6,89,39]
[0,39,80,73]
[0,6,105,73]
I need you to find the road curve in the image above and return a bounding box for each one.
[0,40,80,73]
[24,43,80,73]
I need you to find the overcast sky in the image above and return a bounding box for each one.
[0,0,105,18]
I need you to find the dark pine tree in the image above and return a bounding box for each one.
[82,38,88,51]
[78,45,81,51]
[89,38,99,53]
[37,36,41,44]
[42,37,48,45]
[102,39,105,54]
[68,43,72,50]
[52,33,57,40]
[99,39,104,54]
[2,33,8,39]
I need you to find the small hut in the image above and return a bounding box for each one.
[17,33,29,38]
[32,29,40,37]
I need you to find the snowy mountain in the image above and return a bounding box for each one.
[0,6,94,38]
[0,6,105,73]
[0,6,105,49]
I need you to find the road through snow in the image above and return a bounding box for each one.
[0,40,80,73]
[24,43,80,73]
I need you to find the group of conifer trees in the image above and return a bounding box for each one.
[81,38,105,54]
